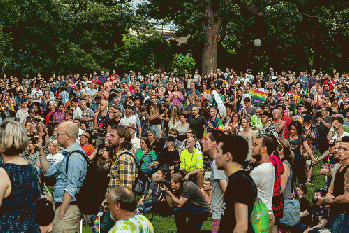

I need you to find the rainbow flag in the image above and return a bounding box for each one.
[92,215,100,233]
[249,89,268,103]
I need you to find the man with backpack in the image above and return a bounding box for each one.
[251,135,277,232]
[100,124,137,233]
[38,121,87,232]
[214,135,257,233]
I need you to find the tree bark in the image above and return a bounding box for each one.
[201,4,221,76]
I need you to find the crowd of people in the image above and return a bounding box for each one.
[0,68,348,232]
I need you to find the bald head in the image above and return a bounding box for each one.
[59,121,79,140]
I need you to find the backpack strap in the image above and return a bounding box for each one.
[65,150,87,174]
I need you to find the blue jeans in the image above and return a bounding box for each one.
[331,212,349,233]
[137,200,153,214]
[173,204,209,233]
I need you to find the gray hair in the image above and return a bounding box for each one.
[49,101,57,107]
[108,186,136,212]
[37,122,47,134]
[0,121,29,156]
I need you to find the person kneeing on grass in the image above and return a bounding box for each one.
[161,172,211,233]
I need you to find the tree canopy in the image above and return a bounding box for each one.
[138,0,349,74]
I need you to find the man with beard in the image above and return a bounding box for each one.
[107,186,154,232]
[161,173,210,233]
[251,135,277,232]
[101,125,137,233]
[327,115,349,142]
[202,130,227,233]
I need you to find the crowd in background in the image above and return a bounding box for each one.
[0,67,348,232]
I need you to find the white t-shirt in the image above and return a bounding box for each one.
[131,137,141,152]
[250,162,275,214]
[73,107,82,120]
[76,128,84,144]
[332,131,349,141]
[31,89,43,103]
[47,152,64,166]
[16,108,29,123]
[120,115,137,127]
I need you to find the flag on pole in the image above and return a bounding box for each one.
[249,89,268,103]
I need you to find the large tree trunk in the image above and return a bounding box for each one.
[202,4,221,76]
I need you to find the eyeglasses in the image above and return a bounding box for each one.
[57,132,67,137]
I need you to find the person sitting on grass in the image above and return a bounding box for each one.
[136,168,171,215]
[287,184,312,232]
[303,189,330,233]
[200,178,212,209]
[180,137,204,189]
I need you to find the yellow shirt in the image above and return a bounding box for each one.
[180,148,203,172]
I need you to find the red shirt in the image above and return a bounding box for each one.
[282,114,292,139]
[81,143,95,158]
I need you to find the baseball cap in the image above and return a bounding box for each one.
[80,132,90,138]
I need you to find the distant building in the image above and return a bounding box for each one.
[130,28,188,45]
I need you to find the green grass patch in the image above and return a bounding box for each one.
[305,152,327,204]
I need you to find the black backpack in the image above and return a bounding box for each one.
[65,150,110,215]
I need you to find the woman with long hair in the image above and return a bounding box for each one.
[135,137,159,195]
[104,76,113,92]
[276,139,294,200]
[176,114,190,142]
[36,122,49,147]
[169,85,184,108]
[25,121,35,139]
[96,146,113,172]
[168,106,181,130]
[148,104,161,138]
[287,121,317,185]
[52,102,65,127]
[302,115,318,184]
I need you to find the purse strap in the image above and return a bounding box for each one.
[291,179,300,200]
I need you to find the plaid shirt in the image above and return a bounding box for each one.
[81,108,94,130]
[106,149,136,198]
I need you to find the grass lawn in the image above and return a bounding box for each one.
[304,152,327,203]
[83,152,326,232]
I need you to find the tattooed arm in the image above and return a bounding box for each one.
[333,167,349,203]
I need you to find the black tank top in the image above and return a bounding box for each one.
[332,164,349,213]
